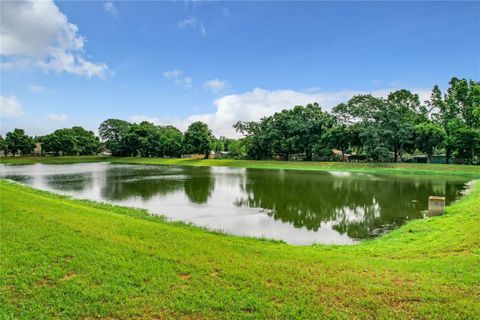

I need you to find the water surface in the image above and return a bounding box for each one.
[0,163,470,245]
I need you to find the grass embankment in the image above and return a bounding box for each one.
[1,178,479,319]
[113,157,480,177]
[0,155,111,165]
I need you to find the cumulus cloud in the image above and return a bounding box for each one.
[28,84,45,93]
[203,79,229,93]
[0,95,24,118]
[0,0,109,78]
[47,113,68,123]
[177,17,207,36]
[103,2,118,17]
[163,70,192,88]
[128,87,431,138]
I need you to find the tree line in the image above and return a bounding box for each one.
[0,121,244,158]
[1,77,478,164]
[235,77,479,164]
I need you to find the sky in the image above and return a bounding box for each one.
[1,0,479,138]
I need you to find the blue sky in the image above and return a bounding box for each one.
[1,1,479,137]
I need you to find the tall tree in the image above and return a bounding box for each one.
[451,125,480,164]
[385,90,420,162]
[4,129,35,156]
[324,125,351,160]
[99,119,131,156]
[182,121,214,158]
[414,122,445,161]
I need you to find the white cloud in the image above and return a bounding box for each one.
[0,0,109,78]
[163,69,192,88]
[47,113,68,123]
[0,95,24,119]
[103,2,118,17]
[128,87,431,138]
[177,17,207,36]
[203,79,229,93]
[28,84,45,93]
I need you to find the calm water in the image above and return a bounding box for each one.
[0,163,471,245]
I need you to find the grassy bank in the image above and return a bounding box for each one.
[1,179,479,319]
[0,155,111,165]
[112,157,480,177]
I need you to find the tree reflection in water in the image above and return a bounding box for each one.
[100,165,214,204]
[236,170,467,239]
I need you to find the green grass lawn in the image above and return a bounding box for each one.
[1,175,479,319]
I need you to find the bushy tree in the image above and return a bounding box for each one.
[99,119,131,156]
[452,126,480,164]
[41,127,99,155]
[4,128,35,156]
[324,125,351,159]
[182,121,213,157]
[235,103,334,160]
[414,122,445,161]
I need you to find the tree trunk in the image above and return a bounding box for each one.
[306,151,312,161]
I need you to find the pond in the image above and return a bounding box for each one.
[0,163,471,245]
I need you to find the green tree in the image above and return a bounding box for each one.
[157,126,183,157]
[429,78,480,163]
[41,127,99,156]
[414,122,445,161]
[451,126,480,164]
[182,121,214,157]
[4,128,35,156]
[99,119,131,156]
[71,126,101,155]
[385,90,422,162]
[235,103,334,161]
[226,139,246,158]
[325,125,351,159]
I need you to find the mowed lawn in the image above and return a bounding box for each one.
[1,174,479,319]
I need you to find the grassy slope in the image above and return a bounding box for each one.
[113,158,480,177]
[1,179,479,319]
